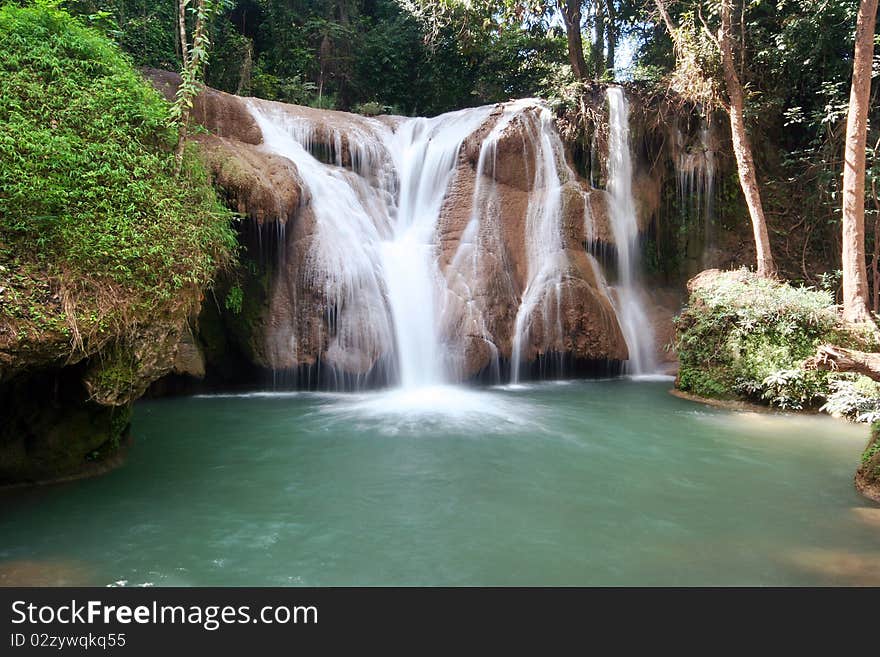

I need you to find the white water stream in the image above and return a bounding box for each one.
[606,87,657,375]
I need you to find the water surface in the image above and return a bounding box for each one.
[2,380,878,586]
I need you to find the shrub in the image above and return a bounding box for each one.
[353,101,392,117]
[674,268,869,413]
[821,376,880,423]
[0,4,236,339]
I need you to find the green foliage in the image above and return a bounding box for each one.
[170,0,231,144]
[674,268,849,409]
[62,0,569,116]
[94,354,136,396]
[821,376,880,423]
[225,283,243,315]
[353,101,392,117]
[636,0,877,280]
[0,5,235,336]
[63,1,180,68]
[308,92,339,110]
[250,70,317,106]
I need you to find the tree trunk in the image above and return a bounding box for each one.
[560,0,588,81]
[654,0,676,36]
[718,0,776,278]
[177,0,189,68]
[174,0,210,174]
[805,344,880,381]
[592,0,605,77]
[841,0,879,323]
[872,179,880,312]
[605,0,616,76]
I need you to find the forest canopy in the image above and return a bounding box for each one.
[13,0,880,291]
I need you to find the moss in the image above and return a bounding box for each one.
[221,254,272,361]
[93,357,137,400]
[0,6,239,484]
[0,5,236,358]
[195,251,272,381]
[862,425,880,470]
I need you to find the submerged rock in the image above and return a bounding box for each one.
[850,507,880,528]
[788,548,880,586]
[0,559,95,587]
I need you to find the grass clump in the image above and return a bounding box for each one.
[674,268,871,412]
[0,3,236,350]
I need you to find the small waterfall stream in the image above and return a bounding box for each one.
[606,87,657,375]
[676,124,716,269]
[509,103,574,383]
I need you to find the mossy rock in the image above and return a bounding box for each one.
[0,368,131,485]
[201,251,272,364]
[855,423,880,503]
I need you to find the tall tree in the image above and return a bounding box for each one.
[841,0,879,323]
[655,0,777,277]
[717,0,775,277]
[605,0,616,75]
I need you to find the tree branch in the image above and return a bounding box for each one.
[805,344,880,380]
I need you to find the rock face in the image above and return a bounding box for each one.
[158,77,654,385]
[0,283,201,484]
[438,106,628,378]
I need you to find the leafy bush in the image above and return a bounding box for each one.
[224,284,243,315]
[0,4,235,338]
[674,268,853,410]
[250,67,318,106]
[821,376,880,423]
[353,101,392,117]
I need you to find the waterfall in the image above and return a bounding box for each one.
[443,102,525,383]
[248,100,491,390]
[379,108,493,388]
[676,124,716,269]
[244,93,651,389]
[245,102,396,386]
[509,104,572,383]
[605,87,657,375]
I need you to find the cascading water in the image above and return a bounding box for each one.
[676,124,716,269]
[379,108,493,388]
[246,92,651,390]
[442,102,525,383]
[246,102,396,387]
[509,103,573,383]
[605,87,657,375]
[248,99,491,390]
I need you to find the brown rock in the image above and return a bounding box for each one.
[198,135,302,224]
[172,329,206,379]
[143,68,262,144]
